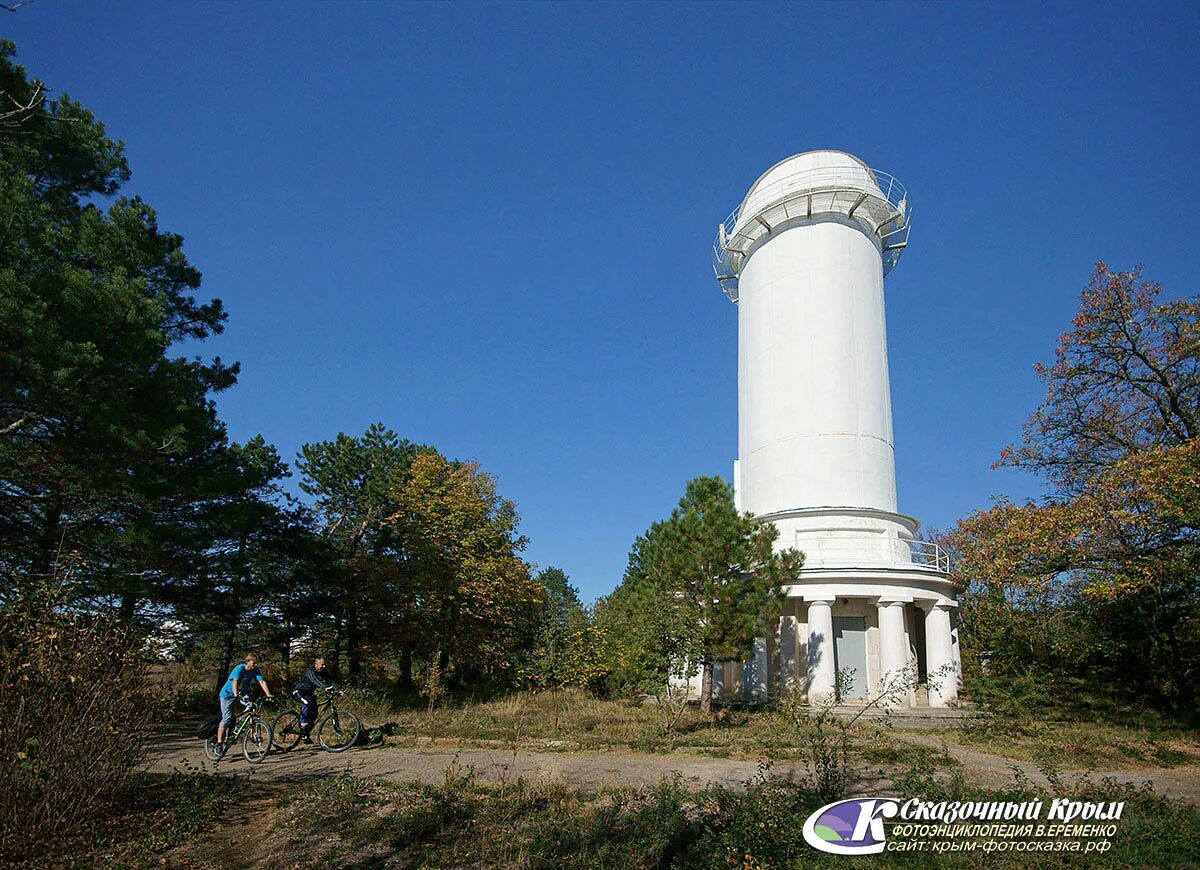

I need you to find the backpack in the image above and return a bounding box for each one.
[196,713,221,739]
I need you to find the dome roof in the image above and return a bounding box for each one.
[713,150,910,300]
[739,150,878,218]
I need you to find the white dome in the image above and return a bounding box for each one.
[738,150,880,224]
[713,150,910,301]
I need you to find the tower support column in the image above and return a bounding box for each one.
[778,613,800,696]
[806,598,836,704]
[744,638,769,703]
[877,599,910,704]
[922,602,959,707]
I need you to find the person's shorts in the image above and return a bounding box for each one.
[219,695,237,728]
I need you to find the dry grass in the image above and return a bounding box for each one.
[942,716,1200,770]
[338,687,938,766]
[264,767,1200,869]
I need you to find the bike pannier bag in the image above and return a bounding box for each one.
[196,714,220,739]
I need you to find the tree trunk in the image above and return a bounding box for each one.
[699,660,714,717]
[34,499,63,579]
[215,628,235,697]
[329,620,342,673]
[398,647,413,689]
[280,625,291,675]
[346,606,362,678]
[1163,620,1197,720]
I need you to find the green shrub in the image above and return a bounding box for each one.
[971,670,1054,719]
[336,686,394,725]
[693,767,815,868]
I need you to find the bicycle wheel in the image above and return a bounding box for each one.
[203,737,223,762]
[241,717,273,764]
[316,709,361,752]
[272,711,303,752]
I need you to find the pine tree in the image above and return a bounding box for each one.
[641,477,802,714]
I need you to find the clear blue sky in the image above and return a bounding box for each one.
[8,2,1199,603]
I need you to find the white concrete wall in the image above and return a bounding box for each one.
[776,605,801,697]
[797,609,809,699]
[743,638,769,703]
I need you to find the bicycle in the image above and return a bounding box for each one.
[203,695,274,764]
[272,687,361,753]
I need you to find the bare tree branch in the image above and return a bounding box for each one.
[0,80,43,126]
[0,417,29,437]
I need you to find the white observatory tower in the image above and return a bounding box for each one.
[712,151,960,708]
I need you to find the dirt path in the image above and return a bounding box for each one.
[891,731,1200,805]
[177,790,283,868]
[146,724,1200,805]
[146,724,892,794]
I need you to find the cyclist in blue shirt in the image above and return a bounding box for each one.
[216,653,275,750]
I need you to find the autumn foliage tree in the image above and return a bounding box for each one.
[388,452,544,702]
[950,264,1200,715]
[998,262,1199,489]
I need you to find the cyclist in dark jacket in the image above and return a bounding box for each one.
[293,656,334,742]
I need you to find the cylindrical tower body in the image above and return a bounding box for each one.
[717,151,916,567]
[738,211,895,515]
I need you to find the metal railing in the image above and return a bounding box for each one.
[712,165,911,301]
[796,533,949,574]
[908,539,951,573]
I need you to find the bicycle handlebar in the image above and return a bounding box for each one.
[238,694,275,706]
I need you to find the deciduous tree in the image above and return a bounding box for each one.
[998,263,1200,492]
[523,568,606,727]
[388,452,543,698]
[952,264,1200,716]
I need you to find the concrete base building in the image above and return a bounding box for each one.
[711,151,961,708]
